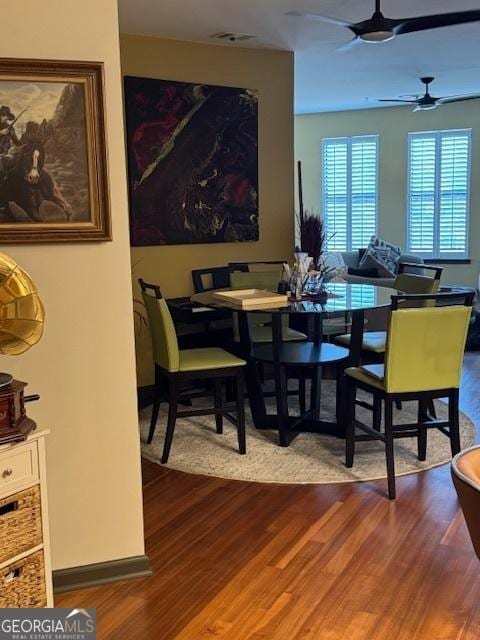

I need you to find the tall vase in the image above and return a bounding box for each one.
[293,252,312,299]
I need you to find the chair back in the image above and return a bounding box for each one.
[229,269,281,291]
[139,279,179,372]
[229,269,284,338]
[397,262,443,279]
[451,445,480,559]
[228,261,287,273]
[384,292,473,393]
[394,263,442,304]
[192,266,235,293]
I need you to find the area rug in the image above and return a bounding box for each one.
[139,381,475,484]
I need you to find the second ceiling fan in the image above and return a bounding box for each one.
[287,0,480,49]
[375,77,480,111]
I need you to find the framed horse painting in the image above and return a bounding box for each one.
[0,58,110,243]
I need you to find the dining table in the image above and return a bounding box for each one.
[191,282,397,446]
[190,282,475,446]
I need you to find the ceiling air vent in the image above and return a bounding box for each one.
[210,32,256,42]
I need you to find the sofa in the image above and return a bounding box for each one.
[341,249,424,287]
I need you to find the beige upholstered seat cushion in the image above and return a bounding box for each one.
[179,348,246,372]
[335,331,387,353]
[345,364,386,390]
[250,325,307,343]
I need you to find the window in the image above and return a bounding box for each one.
[407,129,471,259]
[322,135,378,252]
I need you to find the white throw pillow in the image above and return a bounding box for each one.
[320,252,346,270]
[359,235,402,277]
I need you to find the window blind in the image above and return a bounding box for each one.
[322,135,378,252]
[407,129,471,258]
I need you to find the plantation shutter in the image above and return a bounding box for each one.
[407,130,470,258]
[322,135,378,252]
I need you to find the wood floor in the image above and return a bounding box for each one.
[56,353,480,639]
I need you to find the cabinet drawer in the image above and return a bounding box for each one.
[0,485,43,565]
[0,550,46,608]
[0,441,39,496]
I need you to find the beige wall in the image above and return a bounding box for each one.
[1,1,145,569]
[120,35,295,386]
[295,103,480,287]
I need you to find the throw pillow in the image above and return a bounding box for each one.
[359,235,402,277]
[347,266,379,278]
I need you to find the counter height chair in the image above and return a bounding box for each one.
[139,279,247,462]
[335,263,443,357]
[451,445,480,559]
[192,265,248,294]
[228,260,287,272]
[345,291,474,499]
[229,269,307,343]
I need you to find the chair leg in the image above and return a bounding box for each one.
[147,365,163,445]
[275,364,291,447]
[448,388,461,457]
[235,371,246,454]
[417,399,427,462]
[384,398,396,500]
[428,399,437,419]
[299,374,306,415]
[214,378,223,434]
[310,366,322,420]
[373,395,382,432]
[345,381,356,468]
[395,400,402,411]
[258,362,265,384]
[336,366,346,435]
[161,377,179,464]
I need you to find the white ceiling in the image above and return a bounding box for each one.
[118,0,480,114]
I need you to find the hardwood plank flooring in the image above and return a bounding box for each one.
[56,353,480,639]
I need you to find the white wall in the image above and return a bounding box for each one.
[0,0,145,569]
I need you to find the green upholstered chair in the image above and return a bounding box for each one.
[334,263,443,355]
[345,291,474,500]
[229,270,307,343]
[192,265,247,294]
[139,279,247,463]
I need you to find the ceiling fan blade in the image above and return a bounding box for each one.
[438,94,480,104]
[337,37,361,52]
[285,11,354,28]
[376,99,418,103]
[393,9,480,35]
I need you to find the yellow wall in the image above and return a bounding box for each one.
[1,1,145,569]
[120,34,295,386]
[295,103,480,287]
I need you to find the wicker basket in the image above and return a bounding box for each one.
[0,550,46,607]
[0,486,42,565]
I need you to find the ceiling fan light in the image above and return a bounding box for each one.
[415,104,437,111]
[360,30,395,42]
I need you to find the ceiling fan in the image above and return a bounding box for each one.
[375,77,480,111]
[287,0,480,49]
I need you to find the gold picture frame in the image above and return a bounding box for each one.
[0,58,110,243]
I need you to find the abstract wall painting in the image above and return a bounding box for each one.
[124,76,258,246]
[0,58,110,243]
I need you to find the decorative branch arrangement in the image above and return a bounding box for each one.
[296,160,336,281]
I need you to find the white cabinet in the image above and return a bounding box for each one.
[0,431,53,607]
